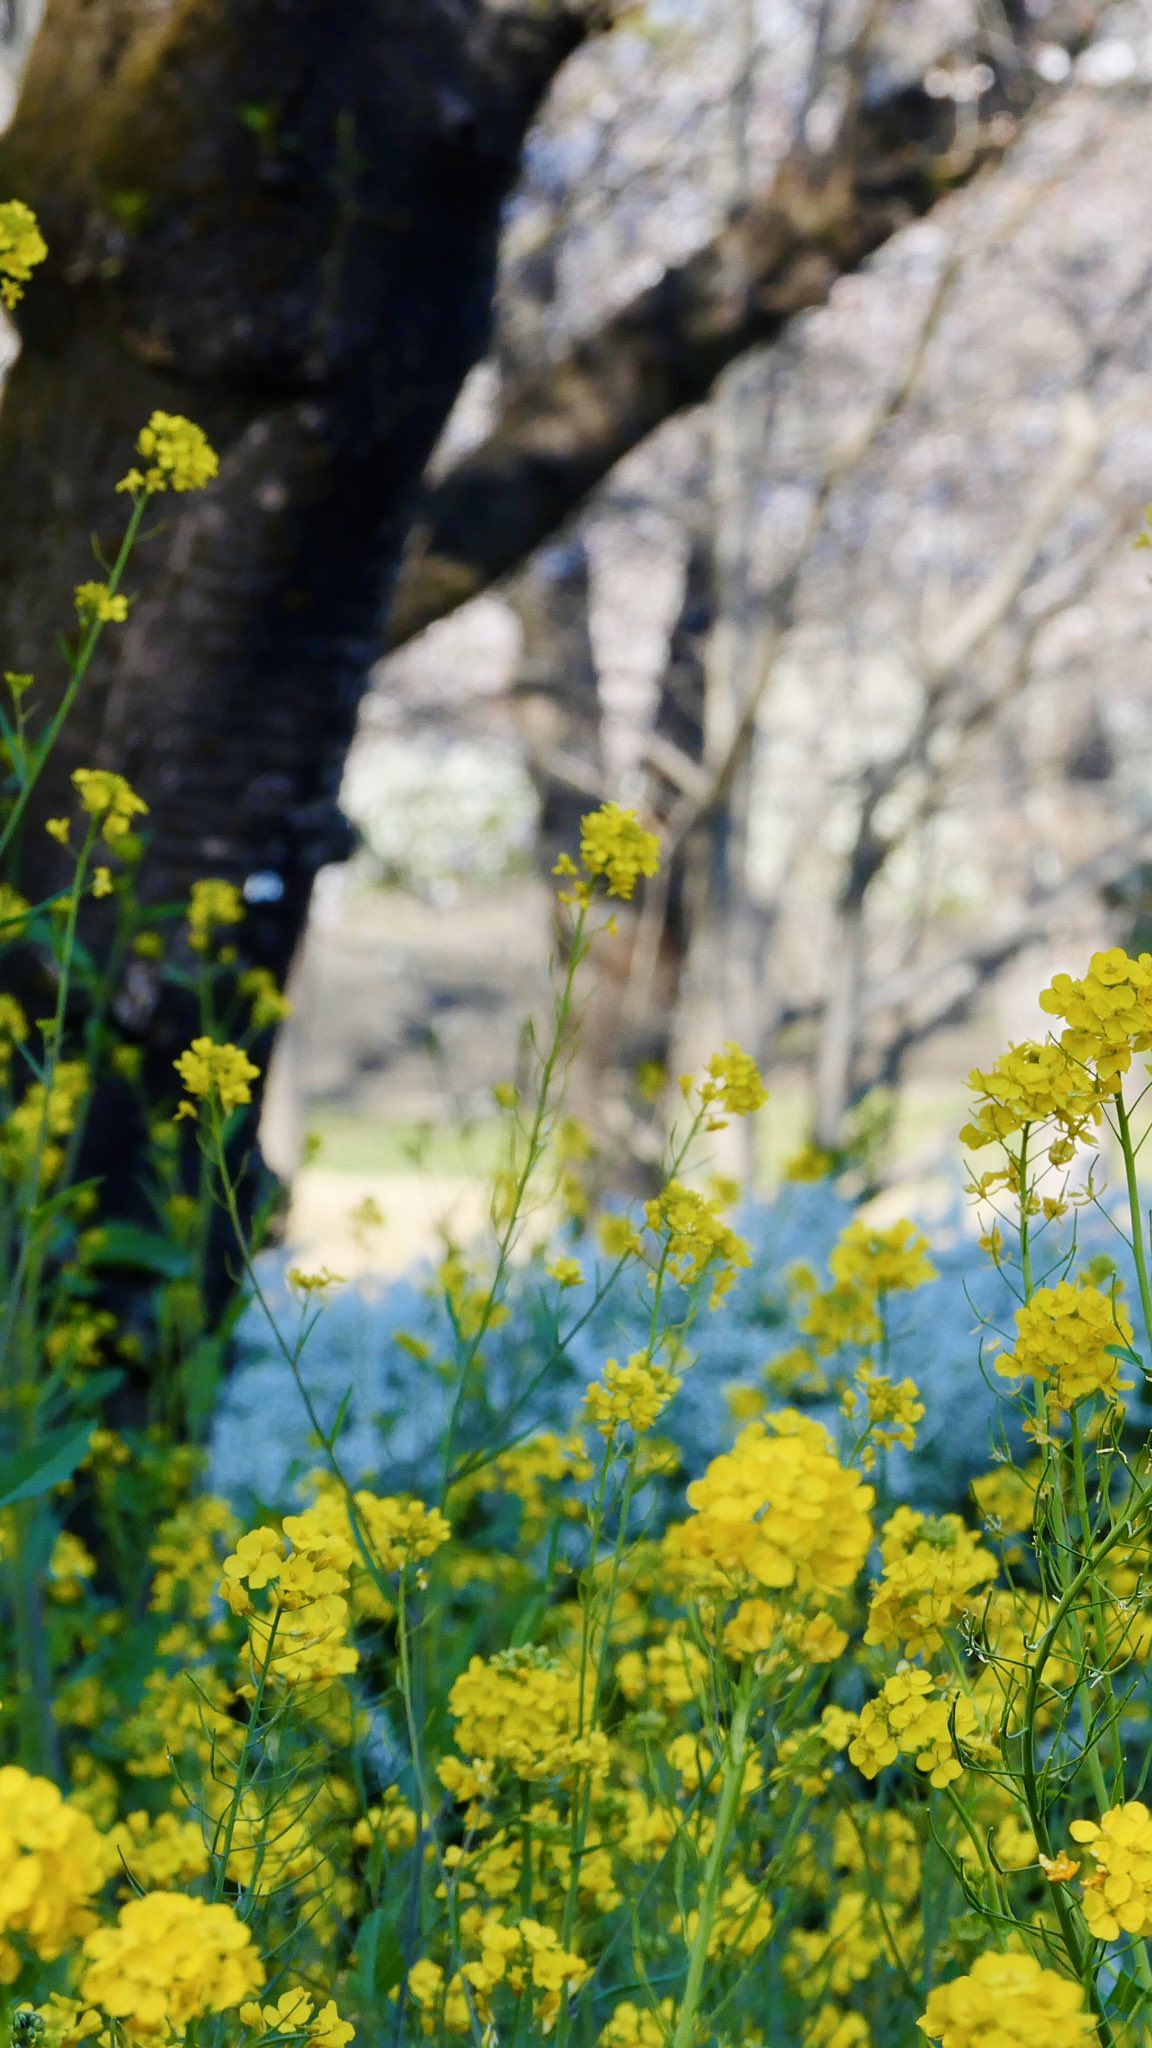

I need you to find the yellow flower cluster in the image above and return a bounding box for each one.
[105,1811,209,1895]
[585,1353,680,1437]
[0,197,48,308]
[239,966,294,1029]
[240,1989,353,2048]
[0,1057,87,1184]
[700,1042,768,1119]
[998,1280,1134,1414]
[0,1768,108,1980]
[616,1628,709,1709]
[174,1037,260,1118]
[572,802,660,900]
[644,1178,751,1305]
[73,582,128,626]
[187,877,244,952]
[443,1648,608,1793]
[841,1363,924,1467]
[960,1039,1103,1157]
[865,1508,998,1658]
[1069,1800,1152,1940]
[80,1891,263,2039]
[682,1411,874,1599]
[72,769,148,844]
[355,1490,451,1574]
[1038,946,1152,1090]
[795,1218,933,1360]
[828,1217,936,1295]
[917,1952,1093,2048]
[465,1915,588,2024]
[118,411,220,495]
[598,1998,676,2047]
[408,1914,587,2036]
[220,1511,358,1686]
[849,1669,977,1788]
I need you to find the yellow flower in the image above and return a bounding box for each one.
[91,867,113,898]
[999,1280,1134,1414]
[783,1141,837,1183]
[917,1952,1092,2048]
[174,1037,260,1116]
[547,1256,583,1289]
[585,1353,680,1438]
[864,1507,997,1658]
[81,1892,263,2038]
[73,582,128,625]
[445,1647,609,1788]
[961,1039,1103,1157]
[0,198,47,308]
[645,1178,751,1305]
[238,967,293,1028]
[1070,1801,1152,1939]
[700,1042,768,1119]
[828,1216,936,1295]
[841,1363,924,1467]
[240,1991,353,2048]
[1038,947,1152,1091]
[0,1768,107,1972]
[117,411,220,495]
[682,1410,874,1600]
[576,803,660,900]
[596,1212,643,1260]
[71,769,148,844]
[188,877,244,952]
[849,1668,979,1788]
[598,1998,676,2047]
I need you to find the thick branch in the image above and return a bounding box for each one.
[389,4,1101,646]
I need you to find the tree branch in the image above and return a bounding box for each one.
[388,2,1103,647]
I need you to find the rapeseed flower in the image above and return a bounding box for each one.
[0,198,47,307]
[188,877,243,952]
[1070,1800,1152,1939]
[71,769,148,844]
[81,1892,263,2038]
[918,1952,1093,2048]
[0,1769,107,1978]
[174,1038,260,1117]
[118,411,219,495]
[571,802,660,900]
[999,1279,1134,1414]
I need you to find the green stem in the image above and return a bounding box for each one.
[670,1696,749,2048]
[1115,1093,1152,1362]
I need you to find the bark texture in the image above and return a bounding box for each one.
[0,0,604,1223]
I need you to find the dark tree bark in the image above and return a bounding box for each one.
[0,0,613,1229]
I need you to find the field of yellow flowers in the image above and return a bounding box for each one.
[6,196,1152,2048]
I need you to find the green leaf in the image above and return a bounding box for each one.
[352,1908,405,2005]
[0,1420,93,1508]
[1109,1971,1149,2019]
[81,1223,191,1279]
[181,1338,224,1436]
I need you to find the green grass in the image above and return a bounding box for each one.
[302,1085,973,1188]
[301,1111,505,1177]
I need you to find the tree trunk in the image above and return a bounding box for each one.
[508,537,602,879]
[0,0,603,1228]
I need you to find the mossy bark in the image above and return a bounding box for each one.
[0,0,595,1261]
